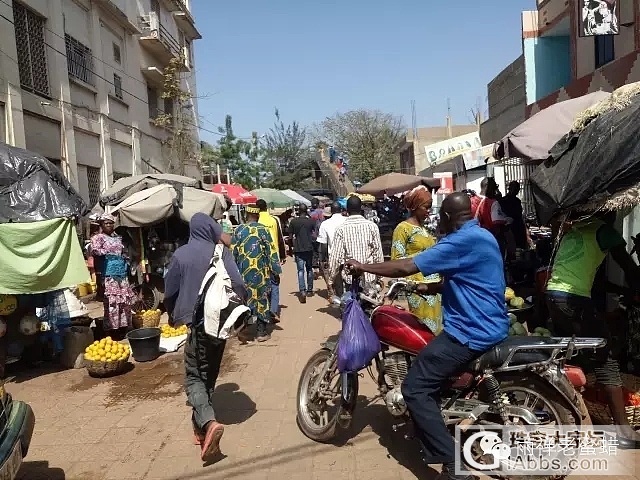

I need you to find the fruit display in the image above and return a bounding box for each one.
[505,287,526,309]
[160,324,188,338]
[508,313,528,336]
[504,287,515,302]
[84,337,130,362]
[132,308,162,329]
[531,327,552,337]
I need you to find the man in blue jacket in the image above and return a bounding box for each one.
[347,192,509,480]
[164,213,247,462]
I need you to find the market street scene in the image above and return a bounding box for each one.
[2,0,640,479]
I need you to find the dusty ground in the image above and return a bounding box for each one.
[5,262,640,479]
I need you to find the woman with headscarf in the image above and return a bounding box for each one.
[390,186,443,334]
[231,205,282,342]
[90,214,134,338]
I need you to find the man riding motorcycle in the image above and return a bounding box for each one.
[347,192,509,480]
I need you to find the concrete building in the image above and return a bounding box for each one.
[523,0,640,117]
[0,0,201,206]
[479,55,526,145]
[398,125,478,176]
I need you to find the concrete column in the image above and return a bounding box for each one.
[5,83,25,148]
[48,0,79,190]
[0,1,25,148]
[131,123,142,175]
[90,6,114,190]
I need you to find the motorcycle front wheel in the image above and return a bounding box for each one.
[296,348,356,442]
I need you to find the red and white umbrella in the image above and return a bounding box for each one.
[211,184,257,205]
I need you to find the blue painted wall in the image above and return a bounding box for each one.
[524,35,571,104]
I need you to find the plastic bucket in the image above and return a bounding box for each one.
[126,327,161,362]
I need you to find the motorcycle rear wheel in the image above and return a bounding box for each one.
[476,374,578,480]
[296,348,356,442]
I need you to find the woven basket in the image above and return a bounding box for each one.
[132,310,161,329]
[85,353,130,378]
[583,373,640,427]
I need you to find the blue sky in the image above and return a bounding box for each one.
[192,0,534,144]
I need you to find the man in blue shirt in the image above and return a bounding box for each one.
[347,192,509,480]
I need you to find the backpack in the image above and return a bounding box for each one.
[193,244,251,339]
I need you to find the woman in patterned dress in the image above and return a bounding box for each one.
[391,186,443,334]
[90,214,134,338]
[231,205,282,342]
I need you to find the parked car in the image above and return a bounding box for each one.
[0,384,35,478]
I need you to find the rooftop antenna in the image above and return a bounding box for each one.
[446,98,452,138]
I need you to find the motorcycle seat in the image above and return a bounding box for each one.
[471,336,557,372]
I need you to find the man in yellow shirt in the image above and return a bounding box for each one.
[257,199,286,323]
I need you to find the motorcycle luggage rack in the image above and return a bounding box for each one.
[489,337,606,372]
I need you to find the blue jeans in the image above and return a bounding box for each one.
[295,252,314,293]
[270,274,280,317]
[401,332,481,464]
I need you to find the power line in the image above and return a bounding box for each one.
[0,7,234,139]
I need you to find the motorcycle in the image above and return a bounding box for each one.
[297,279,604,468]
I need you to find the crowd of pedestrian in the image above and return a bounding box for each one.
[156,175,640,474]
[328,145,349,183]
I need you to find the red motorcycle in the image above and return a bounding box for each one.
[296,279,603,461]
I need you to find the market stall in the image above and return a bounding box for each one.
[357,172,441,197]
[94,174,228,310]
[526,82,640,425]
[0,142,92,370]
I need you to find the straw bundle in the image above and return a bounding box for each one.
[561,82,640,213]
[576,183,640,213]
[572,82,640,133]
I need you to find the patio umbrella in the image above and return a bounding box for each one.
[494,91,611,162]
[346,192,376,203]
[251,188,296,209]
[358,173,441,197]
[211,183,257,205]
[280,189,311,206]
[296,191,316,203]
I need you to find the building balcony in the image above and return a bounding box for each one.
[138,12,186,68]
[93,0,140,33]
[141,66,165,86]
[161,0,189,13]
[173,11,201,40]
[536,0,569,31]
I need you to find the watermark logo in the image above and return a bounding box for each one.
[455,425,634,477]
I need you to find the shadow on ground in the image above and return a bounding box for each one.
[316,306,341,321]
[332,397,439,480]
[5,362,68,384]
[213,382,257,425]
[16,461,67,480]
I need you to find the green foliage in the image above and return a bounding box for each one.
[217,115,257,189]
[262,109,312,190]
[315,109,405,183]
[153,56,198,176]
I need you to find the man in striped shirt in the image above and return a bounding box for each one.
[329,196,384,292]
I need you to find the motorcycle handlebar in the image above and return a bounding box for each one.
[386,280,417,299]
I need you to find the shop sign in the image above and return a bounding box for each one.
[425,132,481,167]
[463,145,495,170]
[433,172,454,194]
[580,0,618,37]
